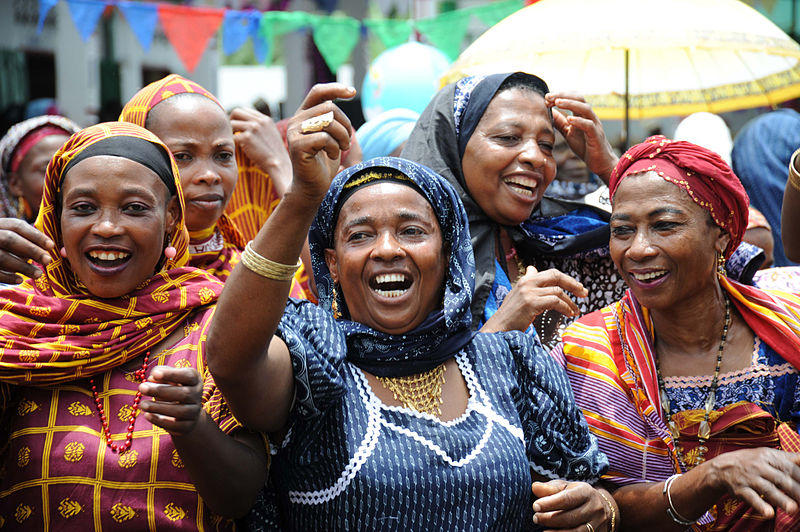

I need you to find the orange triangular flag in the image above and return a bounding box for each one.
[158,4,225,73]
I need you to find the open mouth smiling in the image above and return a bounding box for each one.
[369,273,413,298]
[86,249,132,269]
[503,175,539,198]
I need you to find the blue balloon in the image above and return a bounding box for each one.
[361,42,451,121]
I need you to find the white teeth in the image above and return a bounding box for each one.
[374,289,407,298]
[504,176,538,196]
[375,273,406,285]
[88,250,130,261]
[632,270,667,281]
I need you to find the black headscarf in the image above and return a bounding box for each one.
[402,72,610,329]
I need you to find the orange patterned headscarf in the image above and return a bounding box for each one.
[0,122,223,385]
[120,74,249,249]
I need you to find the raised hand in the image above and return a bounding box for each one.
[481,266,587,333]
[545,93,618,183]
[286,83,356,201]
[0,218,54,283]
[230,107,293,196]
[139,366,204,436]
[532,480,615,532]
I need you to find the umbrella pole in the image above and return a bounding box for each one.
[624,48,630,150]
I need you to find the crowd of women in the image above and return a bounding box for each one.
[0,68,799,532]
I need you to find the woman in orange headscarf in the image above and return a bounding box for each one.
[0,122,266,530]
[557,136,800,530]
[119,74,310,295]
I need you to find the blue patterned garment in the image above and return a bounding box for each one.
[264,157,608,530]
[664,337,800,425]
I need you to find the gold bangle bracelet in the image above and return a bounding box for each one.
[240,241,301,281]
[789,148,800,191]
[597,490,617,532]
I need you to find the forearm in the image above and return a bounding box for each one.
[207,190,319,429]
[614,467,723,531]
[170,411,267,517]
[782,148,800,262]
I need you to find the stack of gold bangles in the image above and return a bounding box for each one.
[790,148,800,191]
[240,241,301,281]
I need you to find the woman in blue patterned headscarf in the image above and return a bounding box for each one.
[207,84,613,531]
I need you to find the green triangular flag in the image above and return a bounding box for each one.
[472,0,523,28]
[259,11,313,62]
[363,19,413,49]
[414,10,471,61]
[312,16,361,73]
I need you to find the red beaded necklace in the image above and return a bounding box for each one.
[89,352,150,454]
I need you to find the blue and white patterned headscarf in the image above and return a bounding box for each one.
[309,156,476,377]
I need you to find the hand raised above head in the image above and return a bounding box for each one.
[286,83,356,201]
[0,217,54,283]
[545,92,618,184]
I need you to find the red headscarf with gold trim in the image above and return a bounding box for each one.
[610,135,749,259]
[0,122,223,385]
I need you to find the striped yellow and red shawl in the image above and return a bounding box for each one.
[558,278,800,488]
[119,74,309,296]
[0,122,223,386]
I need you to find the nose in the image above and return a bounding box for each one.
[517,139,548,169]
[371,231,404,262]
[91,209,124,238]
[191,161,222,186]
[626,230,657,262]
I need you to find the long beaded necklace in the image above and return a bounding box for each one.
[378,364,447,416]
[655,296,730,469]
[89,352,150,454]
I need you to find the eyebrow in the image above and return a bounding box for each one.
[611,207,685,221]
[64,186,155,200]
[342,210,430,230]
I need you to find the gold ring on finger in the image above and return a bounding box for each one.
[585,523,595,532]
[300,111,334,133]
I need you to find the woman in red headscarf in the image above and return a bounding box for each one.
[555,136,800,530]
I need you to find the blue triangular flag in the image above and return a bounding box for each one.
[117,1,158,52]
[66,0,107,42]
[253,31,268,63]
[223,10,255,56]
[37,0,59,34]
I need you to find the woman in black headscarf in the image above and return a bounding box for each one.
[402,72,623,347]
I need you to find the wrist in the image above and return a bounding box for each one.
[789,148,800,190]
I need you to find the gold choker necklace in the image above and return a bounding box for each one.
[378,364,447,416]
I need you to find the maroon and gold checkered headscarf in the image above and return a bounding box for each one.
[0,122,223,385]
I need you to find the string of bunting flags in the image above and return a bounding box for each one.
[38,0,523,73]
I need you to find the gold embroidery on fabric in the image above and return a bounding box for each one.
[35,275,48,290]
[67,402,93,416]
[84,316,100,323]
[174,359,191,368]
[152,291,170,304]
[19,350,38,362]
[124,372,139,383]
[74,350,90,359]
[183,322,200,337]
[63,441,85,462]
[16,399,39,416]
[17,446,30,467]
[29,306,50,317]
[14,504,32,523]
[61,324,80,335]
[58,498,83,518]
[199,287,215,304]
[110,503,136,523]
[117,449,138,469]
[722,499,738,516]
[118,404,137,422]
[163,503,186,521]
[135,317,153,330]
[171,449,184,468]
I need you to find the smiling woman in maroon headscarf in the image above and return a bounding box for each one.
[557,136,800,531]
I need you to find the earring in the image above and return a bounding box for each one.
[717,252,726,277]
[60,247,67,258]
[17,197,31,220]
[331,284,341,319]
[164,246,177,260]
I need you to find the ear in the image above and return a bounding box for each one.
[716,228,731,257]
[6,171,21,197]
[324,248,339,284]
[164,195,180,237]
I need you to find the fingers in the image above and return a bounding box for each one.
[0,219,55,280]
[229,106,264,123]
[147,366,201,386]
[533,482,589,513]
[532,480,568,498]
[533,482,605,530]
[297,83,356,112]
[548,97,596,121]
[139,399,201,421]
[551,108,571,136]
[142,410,201,434]
[737,487,776,519]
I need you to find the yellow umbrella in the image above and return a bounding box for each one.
[442,0,800,124]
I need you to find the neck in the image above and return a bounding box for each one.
[649,278,727,354]
[188,225,216,241]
